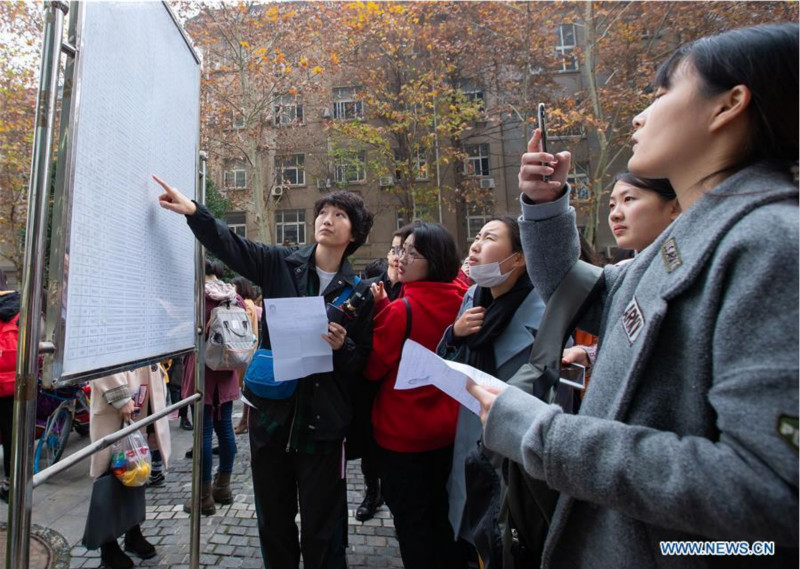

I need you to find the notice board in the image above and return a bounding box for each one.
[47,2,201,384]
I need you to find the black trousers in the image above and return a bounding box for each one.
[0,396,13,476]
[379,444,466,569]
[249,409,347,569]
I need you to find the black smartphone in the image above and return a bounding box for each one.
[537,102,549,182]
[559,362,586,390]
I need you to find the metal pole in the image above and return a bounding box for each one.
[6,2,68,568]
[32,394,201,486]
[189,152,208,569]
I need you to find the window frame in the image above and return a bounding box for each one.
[463,143,491,177]
[333,150,367,184]
[555,23,579,72]
[275,209,307,245]
[332,86,364,120]
[274,94,304,126]
[225,211,247,237]
[275,153,306,187]
[223,168,247,189]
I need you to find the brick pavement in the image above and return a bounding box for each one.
[67,406,403,569]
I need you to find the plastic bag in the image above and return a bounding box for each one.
[110,428,152,487]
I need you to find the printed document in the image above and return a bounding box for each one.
[264,297,332,381]
[395,340,506,415]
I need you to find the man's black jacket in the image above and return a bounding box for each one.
[186,203,374,446]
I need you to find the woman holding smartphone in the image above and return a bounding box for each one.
[469,23,798,568]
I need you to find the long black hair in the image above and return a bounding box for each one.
[654,23,798,171]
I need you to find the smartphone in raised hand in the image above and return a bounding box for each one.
[537,102,549,182]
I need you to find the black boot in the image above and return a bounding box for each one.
[124,524,157,559]
[101,539,133,569]
[355,478,383,522]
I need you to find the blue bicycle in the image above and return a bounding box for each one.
[33,383,91,474]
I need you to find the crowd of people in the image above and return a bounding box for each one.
[2,22,796,569]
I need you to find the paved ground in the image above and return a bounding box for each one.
[2,401,402,568]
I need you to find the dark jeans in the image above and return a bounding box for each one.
[202,401,236,482]
[379,444,465,569]
[249,409,346,569]
[0,396,13,477]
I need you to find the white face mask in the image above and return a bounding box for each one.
[469,253,518,288]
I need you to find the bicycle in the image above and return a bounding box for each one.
[33,382,91,474]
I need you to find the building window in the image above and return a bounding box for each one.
[223,167,247,189]
[462,83,485,110]
[466,203,491,242]
[232,111,245,129]
[274,94,303,126]
[556,24,578,72]
[464,143,490,177]
[225,211,247,237]
[414,151,429,181]
[275,209,306,245]
[275,154,306,186]
[333,150,366,184]
[332,86,364,120]
[568,162,591,201]
[550,123,586,140]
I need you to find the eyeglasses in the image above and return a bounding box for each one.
[397,247,425,263]
[389,246,403,256]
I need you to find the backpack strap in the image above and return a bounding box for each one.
[508,260,604,398]
[403,297,412,340]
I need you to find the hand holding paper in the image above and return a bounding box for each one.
[395,340,507,415]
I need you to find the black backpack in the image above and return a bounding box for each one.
[465,260,604,568]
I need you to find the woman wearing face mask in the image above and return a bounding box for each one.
[436,216,546,562]
[563,173,679,369]
[469,23,798,567]
[365,223,469,569]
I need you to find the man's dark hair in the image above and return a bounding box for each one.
[364,258,388,279]
[313,190,374,256]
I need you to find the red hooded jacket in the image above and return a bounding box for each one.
[365,280,468,453]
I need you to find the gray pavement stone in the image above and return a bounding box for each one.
[14,400,407,568]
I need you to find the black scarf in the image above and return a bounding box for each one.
[464,273,533,377]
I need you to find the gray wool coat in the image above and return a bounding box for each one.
[436,284,546,538]
[483,163,799,568]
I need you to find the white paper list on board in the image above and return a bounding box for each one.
[264,297,333,381]
[395,340,507,415]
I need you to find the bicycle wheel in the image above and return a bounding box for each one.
[34,405,73,474]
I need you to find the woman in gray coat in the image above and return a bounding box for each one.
[437,216,545,562]
[469,24,799,568]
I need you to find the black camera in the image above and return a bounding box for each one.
[326,286,371,324]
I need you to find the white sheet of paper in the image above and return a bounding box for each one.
[395,340,506,415]
[263,297,332,381]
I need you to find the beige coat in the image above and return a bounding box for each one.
[89,365,171,478]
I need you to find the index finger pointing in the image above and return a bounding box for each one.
[152,175,174,192]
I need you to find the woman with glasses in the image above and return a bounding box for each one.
[365,223,470,569]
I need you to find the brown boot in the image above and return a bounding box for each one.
[212,472,233,505]
[183,482,215,516]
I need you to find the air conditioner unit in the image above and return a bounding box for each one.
[379,176,394,188]
[316,178,331,190]
[271,186,286,197]
[479,177,496,189]
[322,108,332,119]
